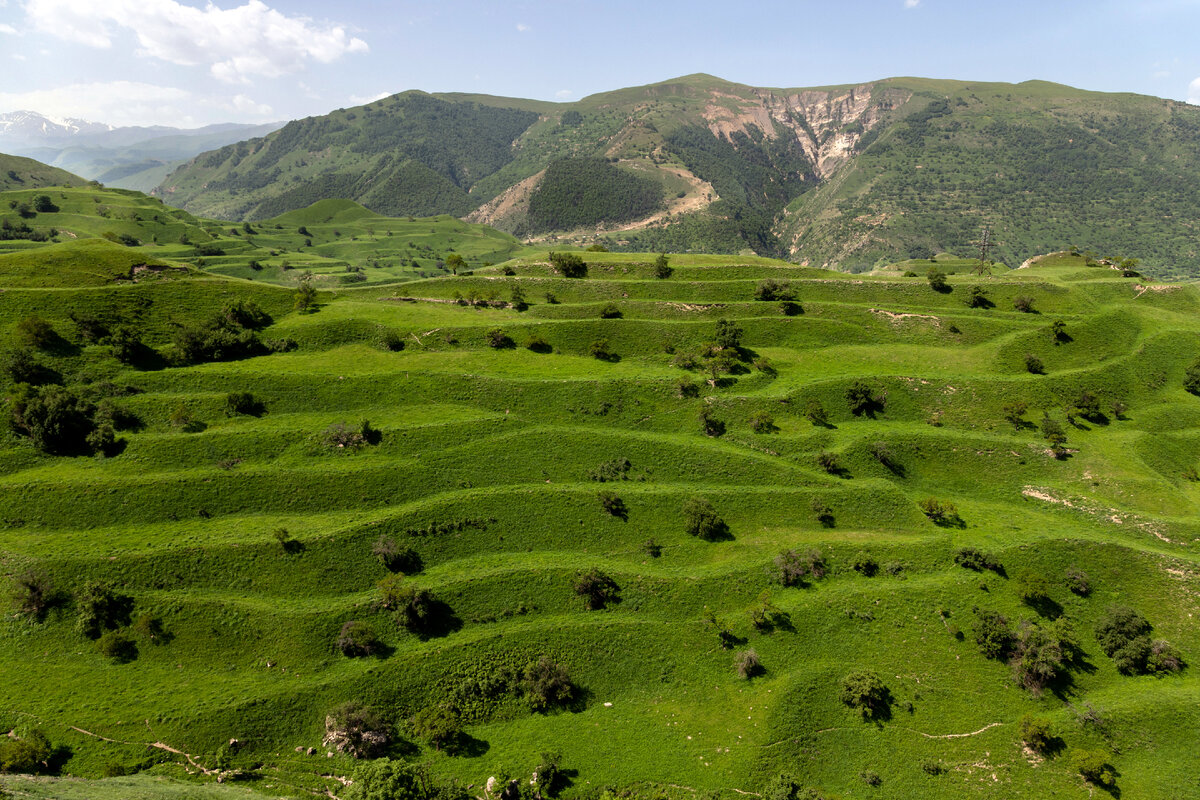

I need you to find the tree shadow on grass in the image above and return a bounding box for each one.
[446,732,489,758]
[414,601,463,641]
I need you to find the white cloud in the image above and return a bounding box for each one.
[349,91,391,105]
[555,89,572,99]
[0,80,275,126]
[0,23,17,34]
[904,0,920,7]
[25,0,368,83]
[515,22,529,32]
[1189,76,1200,104]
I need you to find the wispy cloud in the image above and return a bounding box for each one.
[0,80,276,126]
[904,0,920,7]
[25,0,368,83]
[349,91,391,105]
[555,89,572,99]
[515,22,530,32]
[0,23,17,34]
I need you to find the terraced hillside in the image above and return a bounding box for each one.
[2,249,1199,799]
[0,185,529,287]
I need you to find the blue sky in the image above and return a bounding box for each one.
[1,0,1199,128]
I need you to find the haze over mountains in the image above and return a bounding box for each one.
[0,111,284,194]
[144,73,1200,275]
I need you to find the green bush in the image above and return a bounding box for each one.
[1018,714,1054,753]
[548,251,587,278]
[97,631,138,663]
[972,608,1015,660]
[337,621,382,657]
[1071,748,1115,787]
[522,656,575,711]
[573,567,620,610]
[840,670,890,718]
[774,548,826,587]
[410,704,462,751]
[682,496,728,540]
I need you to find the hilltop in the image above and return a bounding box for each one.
[1,237,1198,798]
[158,75,1200,275]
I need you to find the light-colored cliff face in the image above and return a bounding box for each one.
[700,83,910,177]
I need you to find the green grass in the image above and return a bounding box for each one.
[1,246,1199,799]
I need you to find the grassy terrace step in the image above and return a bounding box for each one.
[2,250,1199,799]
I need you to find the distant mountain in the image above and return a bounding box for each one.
[0,112,284,193]
[157,75,1200,273]
[0,153,87,191]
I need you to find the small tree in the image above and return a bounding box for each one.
[589,338,615,360]
[75,582,133,639]
[698,405,725,436]
[294,278,318,312]
[11,570,55,621]
[372,536,420,573]
[444,253,464,275]
[486,328,513,349]
[549,251,587,278]
[926,266,948,292]
[972,609,1015,660]
[573,567,620,610]
[682,497,727,540]
[846,382,884,416]
[224,391,264,416]
[851,552,879,577]
[748,411,776,433]
[1002,400,1028,429]
[522,656,575,711]
[754,278,794,301]
[596,490,627,519]
[817,450,840,474]
[773,548,826,587]
[654,253,672,279]
[598,302,622,319]
[1184,358,1200,395]
[713,318,743,350]
[97,631,138,663]
[965,286,991,308]
[1013,295,1035,313]
[1064,566,1091,596]
[16,316,57,349]
[410,704,462,752]
[1024,353,1045,374]
[840,670,890,718]
[918,497,959,526]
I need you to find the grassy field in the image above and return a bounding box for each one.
[1,241,1199,799]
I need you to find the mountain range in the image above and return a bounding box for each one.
[151,74,1200,275]
[0,111,284,194]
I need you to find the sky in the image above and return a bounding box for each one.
[1,0,1200,129]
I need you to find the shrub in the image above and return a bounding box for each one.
[97,631,138,663]
[643,538,662,558]
[1002,400,1028,429]
[918,497,959,526]
[15,315,57,349]
[965,286,991,308]
[676,377,699,397]
[323,420,379,448]
[485,328,512,348]
[371,537,420,573]
[526,333,552,353]
[1016,570,1052,606]
[0,729,53,774]
[1019,714,1054,753]
[380,330,405,351]
[6,347,59,386]
[7,384,109,455]
[1094,605,1180,674]
[926,266,948,292]
[954,547,1001,572]
[846,382,885,416]
[1050,319,1068,342]
[860,770,882,787]
[749,411,776,433]
[589,338,615,360]
[810,499,835,527]
[972,608,1015,660]
[698,405,725,437]
[109,326,151,365]
[852,552,879,577]
[169,403,202,432]
[596,490,627,518]
[75,582,134,639]
[754,278,794,301]
[1013,622,1066,694]
[803,398,828,425]
[548,251,586,278]
[713,318,744,350]
[1013,295,1035,313]
[132,613,166,643]
[1185,358,1200,395]
[734,649,763,679]
[774,548,826,587]
[598,302,622,319]
[33,194,58,213]
[654,253,672,279]
[1024,353,1044,374]
[323,702,389,759]
[12,570,55,621]
[410,704,461,752]
[682,497,727,540]
[522,656,575,710]
[1064,566,1091,596]
[224,391,264,416]
[220,300,272,330]
[1071,749,1115,787]
[868,441,899,472]
[393,586,438,634]
[817,451,840,474]
[840,670,890,718]
[294,279,318,312]
[573,567,620,610]
[337,621,382,657]
[588,457,632,482]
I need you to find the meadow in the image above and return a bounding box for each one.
[0,197,1198,799]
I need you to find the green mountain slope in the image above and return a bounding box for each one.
[1,247,1199,798]
[0,153,87,191]
[158,75,1200,276]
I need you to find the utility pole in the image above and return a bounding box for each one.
[971,227,1000,275]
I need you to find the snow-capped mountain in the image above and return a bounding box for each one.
[0,111,117,145]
